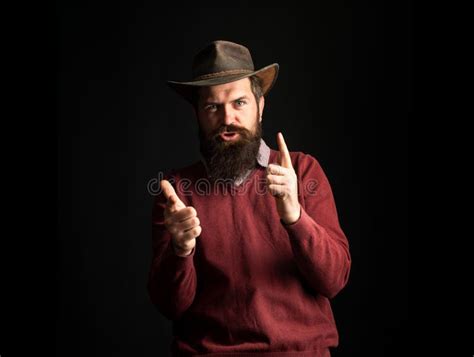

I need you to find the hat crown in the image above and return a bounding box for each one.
[192,41,255,79]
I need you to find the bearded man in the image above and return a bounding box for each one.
[147,40,351,357]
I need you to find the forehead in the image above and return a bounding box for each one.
[199,77,253,102]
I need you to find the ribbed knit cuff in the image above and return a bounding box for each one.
[161,240,196,272]
[280,206,315,239]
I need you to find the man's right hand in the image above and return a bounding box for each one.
[160,179,201,257]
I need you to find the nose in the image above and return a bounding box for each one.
[221,105,235,126]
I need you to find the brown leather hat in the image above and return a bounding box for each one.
[167,40,279,103]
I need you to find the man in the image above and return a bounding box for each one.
[147,40,351,357]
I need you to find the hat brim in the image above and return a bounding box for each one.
[167,63,279,104]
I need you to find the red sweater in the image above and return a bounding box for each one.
[148,146,351,357]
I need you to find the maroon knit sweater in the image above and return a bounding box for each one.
[148,147,351,357]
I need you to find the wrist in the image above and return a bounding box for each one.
[171,239,194,257]
[282,204,301,225]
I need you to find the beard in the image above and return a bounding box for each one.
[199,117,262,183]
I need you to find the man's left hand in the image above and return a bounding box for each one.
[266,132,301,225]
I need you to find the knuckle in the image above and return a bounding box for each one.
[194,226,202,236]
[184,240,195,251]
[171,226,181,236]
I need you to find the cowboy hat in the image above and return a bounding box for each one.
[167,40,279,103]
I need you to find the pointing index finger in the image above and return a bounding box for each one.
[160,180,176,201]
[277,132,293,169]
[161,179,186,212]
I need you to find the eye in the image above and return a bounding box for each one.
[235,99,247,107]
[204,104,218,112]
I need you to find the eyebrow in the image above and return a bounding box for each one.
[202,95,250,106]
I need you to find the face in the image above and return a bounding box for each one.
[195,77,266,182]
[196,77,265,143]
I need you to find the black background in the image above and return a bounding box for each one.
[2,2,412,357]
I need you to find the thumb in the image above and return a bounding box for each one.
[160,180,186,211]
[277,132,293,169]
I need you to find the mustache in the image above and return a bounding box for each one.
[210,124,251,139]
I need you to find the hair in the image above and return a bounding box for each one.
[192,75,264,111]
[249,75,264,101]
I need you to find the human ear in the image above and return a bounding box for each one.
[259,96,265,121]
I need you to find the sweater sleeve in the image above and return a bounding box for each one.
[147,174,197,320]
[282,154,351,299]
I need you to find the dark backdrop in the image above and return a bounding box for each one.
[9,2,411,357]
